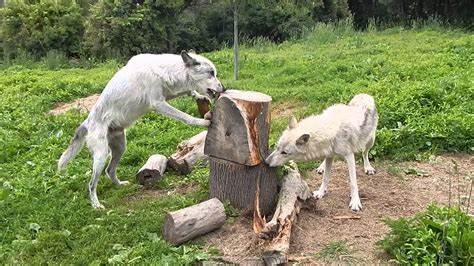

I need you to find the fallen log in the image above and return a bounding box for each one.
[255,162,312,264]
[167,131,207,175]
[136,154,167,188]
[163,198,226,245]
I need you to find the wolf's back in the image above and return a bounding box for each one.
[348,93,376,111]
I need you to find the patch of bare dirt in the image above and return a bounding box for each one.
[49,94,100,115]
[202,154,473,264]
[271,101,299,118]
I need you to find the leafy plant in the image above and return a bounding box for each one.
[378,204,474,265]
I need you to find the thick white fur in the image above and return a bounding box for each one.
[266,94,378,211]
[58,52,224,209]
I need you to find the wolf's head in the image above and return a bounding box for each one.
[181,51,225,98]
[265,116,311,167]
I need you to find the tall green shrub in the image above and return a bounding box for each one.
[1,0,84,59]
[83,0,194,59]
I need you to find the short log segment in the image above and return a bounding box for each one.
[205,90,272,166]
[163,198,226,245]
[205,90,277,215]
[136,154,167,188]
[258,162,312,264]
[167,131,207,175]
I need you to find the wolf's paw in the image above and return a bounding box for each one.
[92,201,105,209]
[316,166,325,175]
[364,166,376,175]
[349,196,362,211]
[197,119,211,127]
[312,189,326,199]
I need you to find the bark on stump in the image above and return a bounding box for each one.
[167,131,207,175]
[196,97,211,118]
[136,154,167,188]
[163,198,226,245]
[205,90,277,215]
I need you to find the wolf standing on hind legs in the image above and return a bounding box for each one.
[58,51,225,209]
[265,94,378,211]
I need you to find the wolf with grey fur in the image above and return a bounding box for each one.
[265,94,378,211]
[58,51,225,209]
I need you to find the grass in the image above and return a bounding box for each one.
[0,25,473,263]
[314,241,356,263]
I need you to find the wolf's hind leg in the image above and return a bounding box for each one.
[313,157,333,199]
[344,153,362,211]
[363,135,376,175]
[106,128,129,186]
[87,133,109,209]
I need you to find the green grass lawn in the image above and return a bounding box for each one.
[0,25,472,264]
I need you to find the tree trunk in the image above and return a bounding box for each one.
[136,154,167,188]
[257,163,312,264]
[205,90,277,215]
[163,198,226,245]
[167,131,207,175]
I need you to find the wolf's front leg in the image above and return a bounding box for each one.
[313,157,333,199]
[344,153,362,211]
[154,101,210,127]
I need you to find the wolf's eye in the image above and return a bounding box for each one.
[281,151,288,155]
[209,70,215,77]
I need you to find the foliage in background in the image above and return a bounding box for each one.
[378,204,473,265]
[2,0,473,61]
[1,0,84,60]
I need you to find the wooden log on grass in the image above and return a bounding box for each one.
[163,198,226,245]
[204,90,277,215]
[256,162,312,264]
[136,154,167,188]
[167,130,207,175]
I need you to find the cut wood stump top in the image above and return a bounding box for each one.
[220,89,272,102]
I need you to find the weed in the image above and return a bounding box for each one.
[315,241,356,262]
[378,204,474,265]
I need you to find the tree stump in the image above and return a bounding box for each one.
[167,131,207,175]
[136,154,167,188]
[205,90,277,215]
[163,198,226,245]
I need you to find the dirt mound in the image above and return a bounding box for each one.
[49,94,100,115]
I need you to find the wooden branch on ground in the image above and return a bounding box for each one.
[167,131,207,175]
[254,162,312,264]
[163,198,226,245]
[136,154,167,188]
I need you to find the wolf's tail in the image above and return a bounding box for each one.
[348,93,376,111]
[58,123,88,171]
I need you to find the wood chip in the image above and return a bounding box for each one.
[333,215,361,220]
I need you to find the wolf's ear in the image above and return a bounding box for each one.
[296,133,310,146]
[181,51,200,67]
[288,116,298,129]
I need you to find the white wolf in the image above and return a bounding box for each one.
[265,94,378,211]
[58,51,225,209]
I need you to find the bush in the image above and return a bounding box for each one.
[1,0,84,59]
[378,204,474,265]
